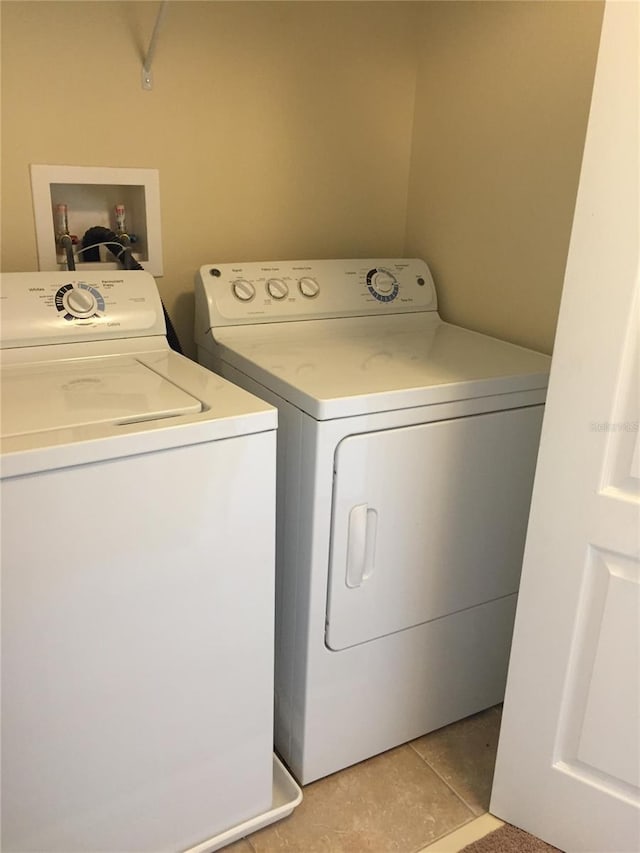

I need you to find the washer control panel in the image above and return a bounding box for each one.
[0,271,165,348]
[196,259,437,328]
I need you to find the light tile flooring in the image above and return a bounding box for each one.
[226,705,503,853]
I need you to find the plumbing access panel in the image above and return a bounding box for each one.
[30,164,163,276]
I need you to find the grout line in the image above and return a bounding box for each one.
[407,741,482,817]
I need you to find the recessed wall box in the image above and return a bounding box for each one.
[31,165,163,276]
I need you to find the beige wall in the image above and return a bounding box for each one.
[0,1,420,355]
[406,0,604,353]
[1,1,603,357]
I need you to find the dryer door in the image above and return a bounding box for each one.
[325,405,544,651]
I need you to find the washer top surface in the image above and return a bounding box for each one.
[2,355,202,438]
[1,271,276,478]
[195,259,550,420]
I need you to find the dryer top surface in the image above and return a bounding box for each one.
[211,312,551,420]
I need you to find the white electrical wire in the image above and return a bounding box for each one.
[74,242,128,261]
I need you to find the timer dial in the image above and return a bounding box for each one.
[266,278,289,300]
[366,268,399,303]
[232,279,256,302]
[55,283,104,320]
[64,288,97,318]
[298,277,320,298]
[371,271,394,294]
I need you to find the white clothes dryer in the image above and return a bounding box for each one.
[195,259,551,785]
[0,271,296,852]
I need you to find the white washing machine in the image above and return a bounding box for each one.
[0,271,290,852]
[194,258,551,785]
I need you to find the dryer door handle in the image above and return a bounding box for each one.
[345,503,378,588]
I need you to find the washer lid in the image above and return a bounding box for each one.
[212,313,551,419]
[1,356,202,438]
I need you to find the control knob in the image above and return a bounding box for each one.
[298,277,320,298]
[266,278,289,300]
[371,270,395,294]
[232,279,256,302]
[366,268,399,302]
[63,288,97,318]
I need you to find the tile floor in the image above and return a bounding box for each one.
[225,704,503,853]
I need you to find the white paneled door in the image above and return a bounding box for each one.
[490,3,640,852]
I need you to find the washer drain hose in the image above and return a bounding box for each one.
[81,226,182,354]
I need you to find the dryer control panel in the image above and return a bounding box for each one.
[0,271,166,348]
[195,258,438,329]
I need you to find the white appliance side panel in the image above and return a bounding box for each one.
[1,431,276,853]
[204,359,308,768]
[326,406,544,650]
